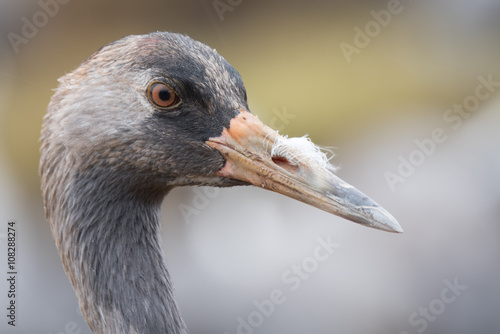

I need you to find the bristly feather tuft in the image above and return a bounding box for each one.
[270,135,339,172]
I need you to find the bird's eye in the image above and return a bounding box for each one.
[148,82,180,109]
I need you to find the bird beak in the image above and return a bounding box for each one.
[206,110,402,233]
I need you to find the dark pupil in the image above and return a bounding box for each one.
[158,87,171,101]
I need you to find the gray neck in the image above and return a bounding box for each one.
[51,171,188,334]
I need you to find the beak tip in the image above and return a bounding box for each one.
[386,222,404,234]
[371,208,403,233]
[393,222,404,233]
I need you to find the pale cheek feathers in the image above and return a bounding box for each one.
[51,83,148,153]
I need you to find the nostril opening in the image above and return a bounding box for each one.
[272,156,300,173]
[272,156,289,165]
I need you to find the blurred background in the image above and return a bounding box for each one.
[1,0,499,333]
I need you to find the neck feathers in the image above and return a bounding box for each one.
[40,159,188,334]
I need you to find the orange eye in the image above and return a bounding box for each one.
[148,82,180,109]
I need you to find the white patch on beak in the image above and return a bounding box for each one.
[270,135,338,172]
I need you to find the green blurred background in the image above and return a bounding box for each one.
[0,0,499,333]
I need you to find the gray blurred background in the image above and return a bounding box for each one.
[1,0,499,333]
